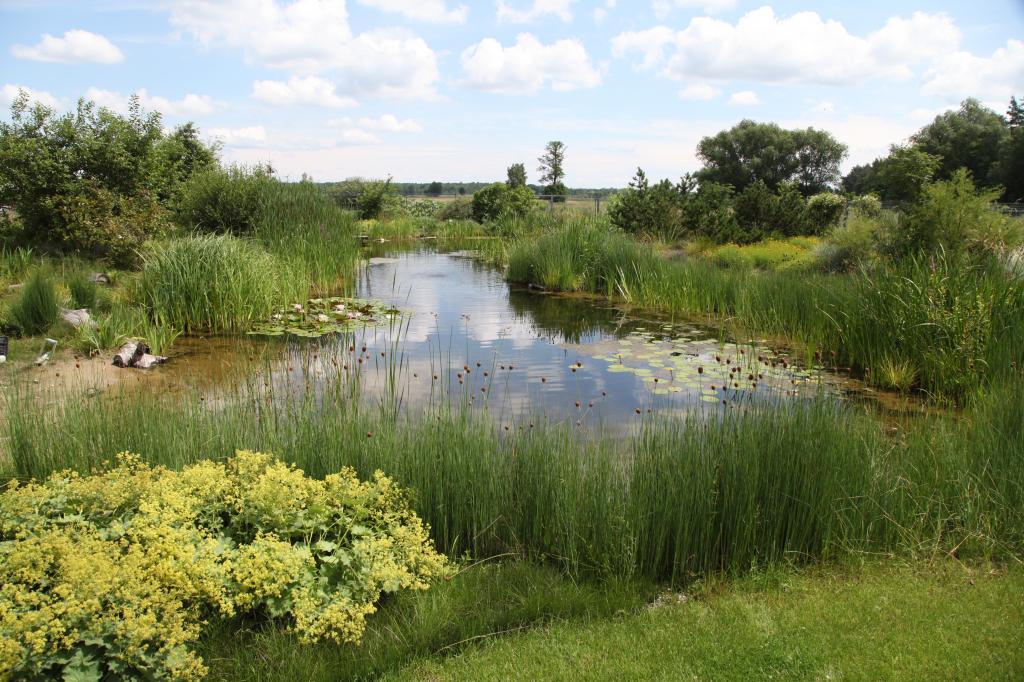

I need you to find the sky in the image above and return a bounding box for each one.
[1,0,1023,186]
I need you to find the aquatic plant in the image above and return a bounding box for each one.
[138,234,305,333]
[7,268,59,336]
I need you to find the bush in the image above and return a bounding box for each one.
[8,269,59,336]
[471,183,536,223]
[400,197,441,218]
[805,192,846,232]
[817,208,886,272]
[174,165,275,234]
[890,169,1021,257]
[138,235,305,333]
[681,182,740,243]
[66,271,98,309]
[607,169,683,240]
[0,451,446,681]
[437,197,474,221]
[325,178,399,219]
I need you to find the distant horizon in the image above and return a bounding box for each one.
[3,1,1023,185]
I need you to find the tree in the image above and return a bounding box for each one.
[696,120,847,194]
[506,163,527,189]
[911,98,1008,187]
[607,168,683,239]
[537,141,567,197]
[471,183,535,223]
[1007,96,1023,129]
[425,181,443,196]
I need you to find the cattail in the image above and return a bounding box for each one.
[509,364,514,370]
[635,408,641,414]
[367,431,373,438]
[541,377,547,383]
[601,390,607,396]
[575,401,581,408]
[698,366,704,374]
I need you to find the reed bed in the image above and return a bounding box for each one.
[5,357,1021,582]
[503,218,1024,405]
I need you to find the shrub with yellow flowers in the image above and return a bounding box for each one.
[0,451,447,681]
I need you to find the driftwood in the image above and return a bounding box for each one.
[112,340,167,369]
[112,341,147,367]
[134,353,167,369]
[90,272,111,285]
[527,282,547,292]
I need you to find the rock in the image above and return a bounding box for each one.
[134,353,167,369]
[112,340,147,368]
[61,308,91,328]
[90,272,111,285]
[527,282,546,292]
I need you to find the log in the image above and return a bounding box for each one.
[134,353,167,369]
[61,308,91,328]
[112,340,148,368]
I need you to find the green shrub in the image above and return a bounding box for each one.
[607,169,683,240]
[817,207,888,272]
[471,183,536,223]
[174,165,275,234]
[437,198,474,221]
[0,451,446,681]
[681,181,740,243]
[355,179,400,220]
[888,169,1020,257]
[138,235,305,333]
[805,192,846,232]
[8,269,59,336]
[400,198,441,218]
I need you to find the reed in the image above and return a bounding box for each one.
[5,357,1021,581]
[7,268,59,336]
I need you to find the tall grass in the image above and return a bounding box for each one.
[6,363,1021,581]
[503,217,1024,404]
[7,269,59,336]
[253,181,361,294]
[138,234,305,333]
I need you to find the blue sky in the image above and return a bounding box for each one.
[2,0,1022,185]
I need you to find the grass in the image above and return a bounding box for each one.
[503,217,1024,405]
[199,560,652,681]
[5,352,1022,580]
[703,237,820,271]
[7,268,59,336]
[71,305,143,356]
[137,234,306,334]
[395,560,1024,681]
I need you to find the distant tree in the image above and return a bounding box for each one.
[425,181,443,196]
[873,145,942,202]
[506,163,527,189]
[153,122,219,202]
[695,120,847,195]
[458,186,466,195]
[537,141,567,197]
[1007,96,1024,129]
[911,98,1008,187]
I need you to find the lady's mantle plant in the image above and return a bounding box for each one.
[0,451,446,680]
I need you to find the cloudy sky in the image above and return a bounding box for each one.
[2,0,1022,186]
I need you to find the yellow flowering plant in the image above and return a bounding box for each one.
[0,451,446,681]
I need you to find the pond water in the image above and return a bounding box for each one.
[10,246,887,430]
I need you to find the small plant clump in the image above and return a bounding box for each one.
[0,450,446,681]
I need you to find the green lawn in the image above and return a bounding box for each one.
[392,561,1023,682]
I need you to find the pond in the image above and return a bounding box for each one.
[10,246,892,431]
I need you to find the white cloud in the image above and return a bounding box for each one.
[357,0,468,23]
[678,82,720,100]
[168,0,440,100]
[921,39,1024,104]
[0,84,61,111]
[357,114,422,132]
[727,90,759,106]
[338,129,381,144]
[810,100,835,114]
[11,29,124,64]
[206,126,269,146]
[593,0,615,23]
[613,7,965,86]
[461,33,601,94]
[84,87,218,117]
[252,75,358,108]
[497,0,575,23]
[653,0,735,20]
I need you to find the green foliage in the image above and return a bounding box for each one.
[72,306,142,356]
[425,181,443,196]
[325,178,399,219]
[138,316,182,355]
[607,168,683,240]
[437,198,474,221]
[153,123,220,203]
[0,92,214,261]
[66,271,98,310]
[400,197,441,218]
[679,181,739,242]
[805,192,846,229]
[506,163,527,189]
[0,451,446,680]
[887,169,1019,257]
[537,141,567,196]
[817,206,890,272]
[471,183,536,223]
[912,98,1009,188]
[138,234,305,333]
[696,120,847,194]
[174,165,275,233]
[706,238,819,271]
[0,246,35,284]
[8,269,59,336]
